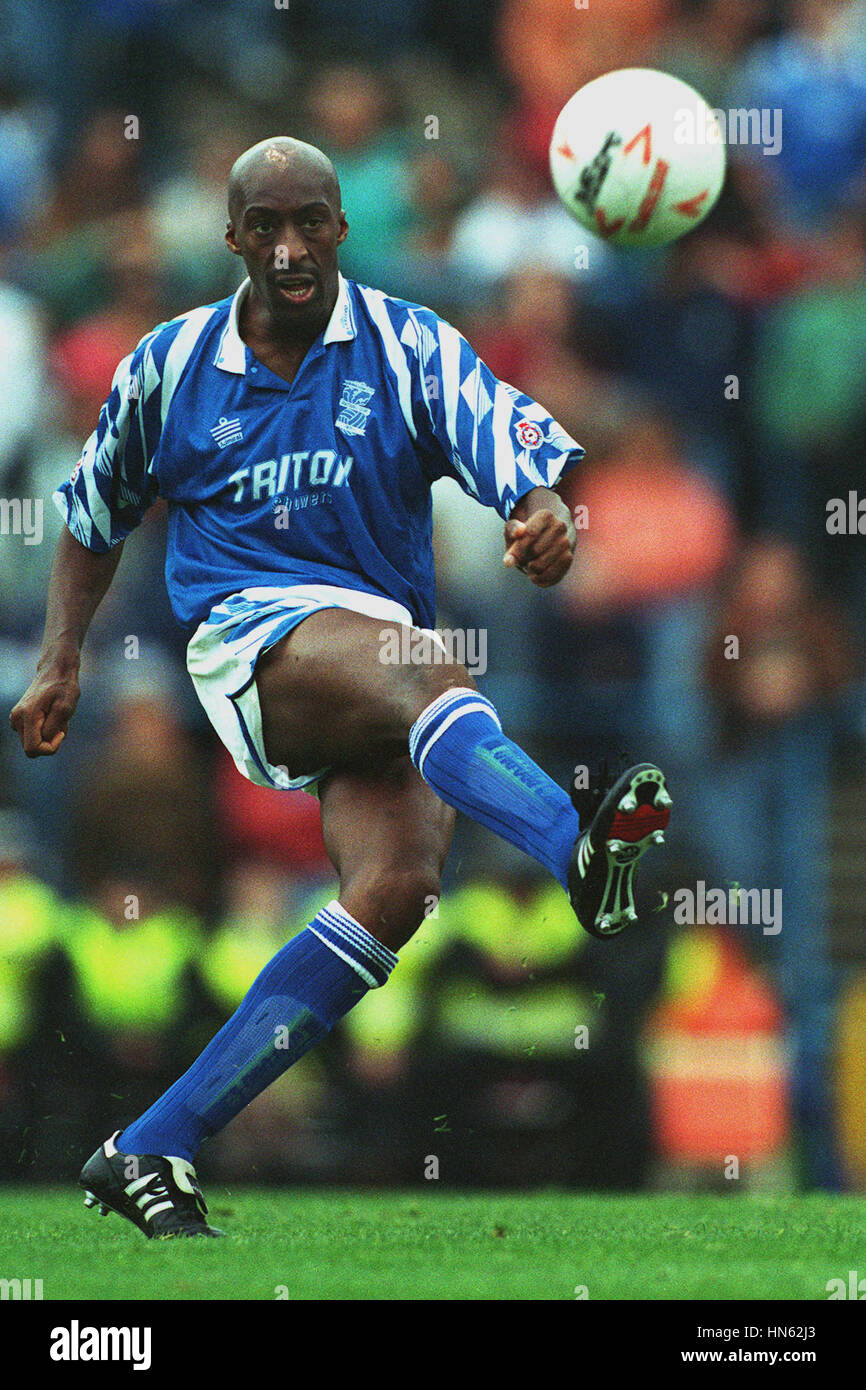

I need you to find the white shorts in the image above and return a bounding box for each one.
[186,584,444,792]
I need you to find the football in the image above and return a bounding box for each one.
[550,67,727,248]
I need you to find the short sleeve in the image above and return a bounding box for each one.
[53,332,163,551]
[408,308,584,519]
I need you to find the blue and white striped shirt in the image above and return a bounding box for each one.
[54,275,584,630]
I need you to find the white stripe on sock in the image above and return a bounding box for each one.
[408,686,483,760]
[321,900,399,970]
[308,927,380,989]
[319,908,398,972]
[415,700,501,780]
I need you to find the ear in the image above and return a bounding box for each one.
[225,221,241,256]
[336,211,349,247]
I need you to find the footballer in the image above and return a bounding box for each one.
[10,138,671,1237]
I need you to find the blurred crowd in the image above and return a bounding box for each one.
[2,0,866,1191]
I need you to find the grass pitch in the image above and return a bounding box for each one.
[1,1188,861,1300]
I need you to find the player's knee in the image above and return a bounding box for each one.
[387,658,478,740]
[345,862,442,945]
[328,630,478,755]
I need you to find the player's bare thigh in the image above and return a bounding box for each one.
[318,754,456,951]
[255,607,475,778]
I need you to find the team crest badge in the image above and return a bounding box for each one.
[336,380,375,436]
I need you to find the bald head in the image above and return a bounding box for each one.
[224,135,348,336]
[227,137,341,223]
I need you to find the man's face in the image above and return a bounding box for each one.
[225,159,348,329]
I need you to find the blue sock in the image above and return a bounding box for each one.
[116,902,396,1161]
[409,687,580,889]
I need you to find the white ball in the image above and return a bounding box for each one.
[550,68,727,248]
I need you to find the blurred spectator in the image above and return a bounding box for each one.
[0,74,52,244]
[343,862,667,1186]
[449,139,602,288]
[214,749,331,878]
[729,0,866,230]
[388,146,474,309]
[50,211,173,383]
[66,677,216,916]
[0,272,48,484]
[32,108,146,246]
[652,0,773,109]
[21,867,213,1180]
[0,806,65,1177]
[755,211,866,455]
[698,537,858,1187]
[646,921,790,1188]
[477,268,636,462]
[559,412,737,618]
[151,115,249,306]
[704,536,856,744]
[293,0,428,60]
[304,62,415,287]
[498,0,672,112]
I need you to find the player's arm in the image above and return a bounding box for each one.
[11,326,163,758]
[10,528,124,756]
[503,484,576,588]
[409,309,584,590]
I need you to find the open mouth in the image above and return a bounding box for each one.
[273,275,318,305]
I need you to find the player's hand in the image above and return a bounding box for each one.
[503,510,575,588]
[10,662,81,757]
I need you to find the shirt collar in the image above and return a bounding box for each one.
[213,272,356,375]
